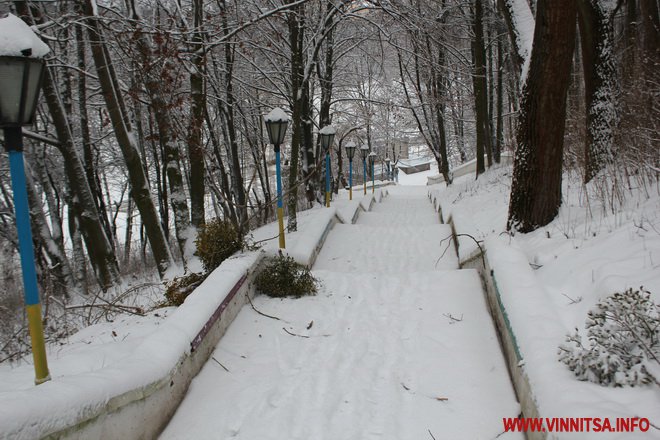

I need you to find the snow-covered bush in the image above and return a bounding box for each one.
[195,218,244,273]
[559,287,659,387]
[255,255,317,298]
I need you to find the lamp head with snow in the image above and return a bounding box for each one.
[345,141,356,160]
[359,144,370,161]
[0,13,49,142]
[385,156,391,165]
[319,125,336,153]
[264,107,289,150]
[368,151,377,167]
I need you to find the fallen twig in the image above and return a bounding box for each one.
[282,327,310,338]
[428,429,437,440]
[211,356,230,372]
[561,292,582,304]
[247,295,282,321]
[456,233,486,268]
[443,313,463,323]
[435,234,454,268]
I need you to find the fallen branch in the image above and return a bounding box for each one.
[428,429,437,440]
[282,327,310,338]
[247,294,282,321]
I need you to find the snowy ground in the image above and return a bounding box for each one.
[161,186,521,440]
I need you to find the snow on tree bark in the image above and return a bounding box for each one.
[578,0,617,183]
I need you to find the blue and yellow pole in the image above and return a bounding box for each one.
[274,145,286,249]
[348,159,353,200]
[5,127,50,385]
[363,158,367,195]
[371,160,375,193]
[325,152,330,207]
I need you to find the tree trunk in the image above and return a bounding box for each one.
[577,0,617,182]
[495,37,504,164]
[287,2,305,231]
[189,0,206,230]
[497,0,535,78]
[507,0,577,232]
[24,164,75,298]
[129,2,193,262]
[83,0,173,277]
[472,0,490,176]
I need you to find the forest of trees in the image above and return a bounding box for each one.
[0,0,657,358]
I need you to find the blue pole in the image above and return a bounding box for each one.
[5,128,50,384]
[275,147,285,248]
[325,152,330,207]
[363,159,367,195]
[349,159,353,200]
[371,161,375,193]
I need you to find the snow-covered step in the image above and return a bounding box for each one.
[314,223,458,272]
[356,210,439,226]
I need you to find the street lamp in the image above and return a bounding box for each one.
[359,144,370,195]
[344,141,356,200]
[264,107,289,249]
[368,151,377,194]
[0,13,51,385]
[319,125,336,208]
[385,156,391,181]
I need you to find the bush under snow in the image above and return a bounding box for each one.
[559,287,660,387]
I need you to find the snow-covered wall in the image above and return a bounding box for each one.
[0,190,387,439]
[0,252,264,439]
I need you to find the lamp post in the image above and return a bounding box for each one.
[0,13,51,385]
[319,125,336,208]
[368,152,377,194]
[264,107,289,249]
[385,156,391,181]
[359,144,369,195]
[344,141,356,200]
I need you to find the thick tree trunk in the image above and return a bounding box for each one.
[83,0,173,277]
[577,0,617,183]
[507,0,577,232]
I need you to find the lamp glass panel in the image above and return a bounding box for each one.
[21,59,43,124]
[266,119,288,146]
[345,144,356,160]
[0,60,25,126]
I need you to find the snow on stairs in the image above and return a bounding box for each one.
[315,192,456,273]
[160,187,522,440]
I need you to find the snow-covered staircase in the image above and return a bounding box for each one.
[162,186,521,439]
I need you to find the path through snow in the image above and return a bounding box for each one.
[161,186,521,439]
